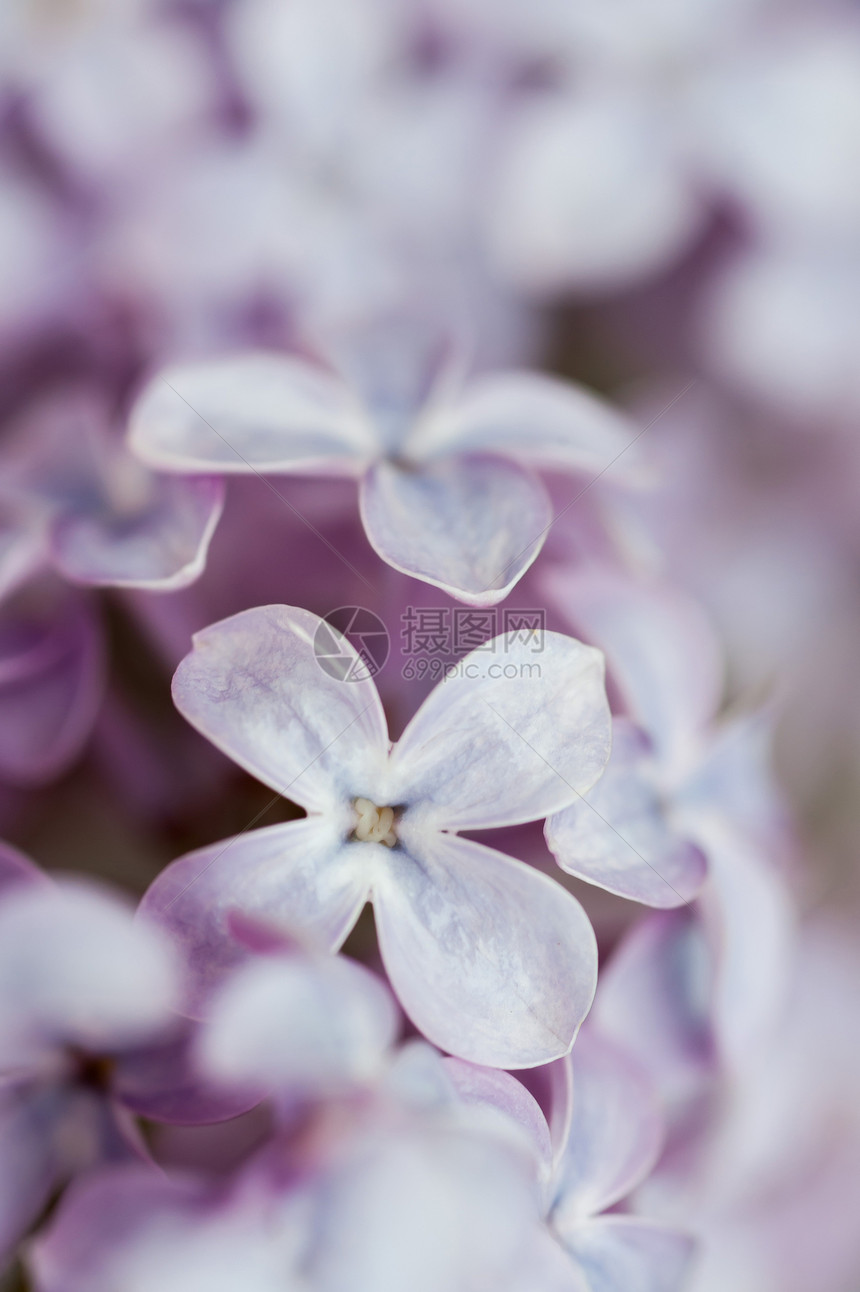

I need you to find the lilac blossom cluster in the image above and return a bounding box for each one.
[2,1,860,1290]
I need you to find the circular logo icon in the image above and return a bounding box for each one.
[313,606,390,683]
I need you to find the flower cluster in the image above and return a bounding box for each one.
[1,1,859,1290]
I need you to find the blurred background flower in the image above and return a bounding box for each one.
[1,0,859,1288]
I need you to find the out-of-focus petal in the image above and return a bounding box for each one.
[0,1087,61,1260]
[28,1165,254,1292]
[197,952,398,1099]
[509,1226,592,1292]
[488,89,703,293]
[562,1216,697,1292]
[0,519,44,604]
[309,1119,548,1292]
[695,818,794,1072]
[680,708,783,843]
[444,1058,554,1197]
[0,881,180,1061]
[545,719,707,908]
[702,239,860,418]
[50,474,225,591]
[114,1027,260,1126]
[372,831,597,1068]
[139,819,372,1012]
[0,590,104,785]
[129,353,376,474]
[411,371,643,481]
[389,630,610,831]
[543,566,723,777]
[359,455,551,605]
[552,1031,664,1225]
[171,605,390,814]
[322,310,461,456]
[0,840,47,893]
[592,911,714,1105]
[695,20,860,238]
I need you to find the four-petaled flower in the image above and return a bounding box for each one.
[127,316,639,605]
[142,603,612,1068]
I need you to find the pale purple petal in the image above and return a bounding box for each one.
[323,310,460,455]
[372,831,597,1068]
[0,591,104,785]
[0,881,181,1060]
[511,1229,592,1292]
[308,1117,548,1292]
[114,1027,260,1126]
[681,709,782,841]
[390,630,610,831]
[0,841,47,894]
[545,719,707,908]
[139,819,372,1012]
[591,911,714,1103]
[543,566,723,776]
[197,953,398,1099]
[0,520,44,604]
[171,605,390,813]
[50,474,225,591]
[562,1216,697,1292]
[360,455,551,605]
[546,1056,575,1180]
[129,353,376,474]
[488,89,703,292]
[696,818,794,1070]
[444,1058,554,1188]
[413,371,643,480]
[552,1030,664,1225]
[27,1165,217,1292]
[0,1087,61,1259]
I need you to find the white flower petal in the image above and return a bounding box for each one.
[360,456,551,605]
[171,605,390,814]
[372,831,597,1068]
[129,354,376,475]
[390,630,610,831]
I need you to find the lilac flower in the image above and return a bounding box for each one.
[127,317,638,604]
[540,566,782,908]
[1,388,225,595]
[0,867,247,1259]
[447,1028,697,1291]
[0,391,223,786]
[141,603,611,1067]
[29,1044,562,1292]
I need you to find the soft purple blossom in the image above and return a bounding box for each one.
[127,317,639,603]
[0,865,251,1258]
[141,603,611,1066]
[29,1044,562,1292]
[447,1028,697,1292]
[540,568,726,906]
[0,389,225,595]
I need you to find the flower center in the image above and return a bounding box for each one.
[352,797,397,847]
